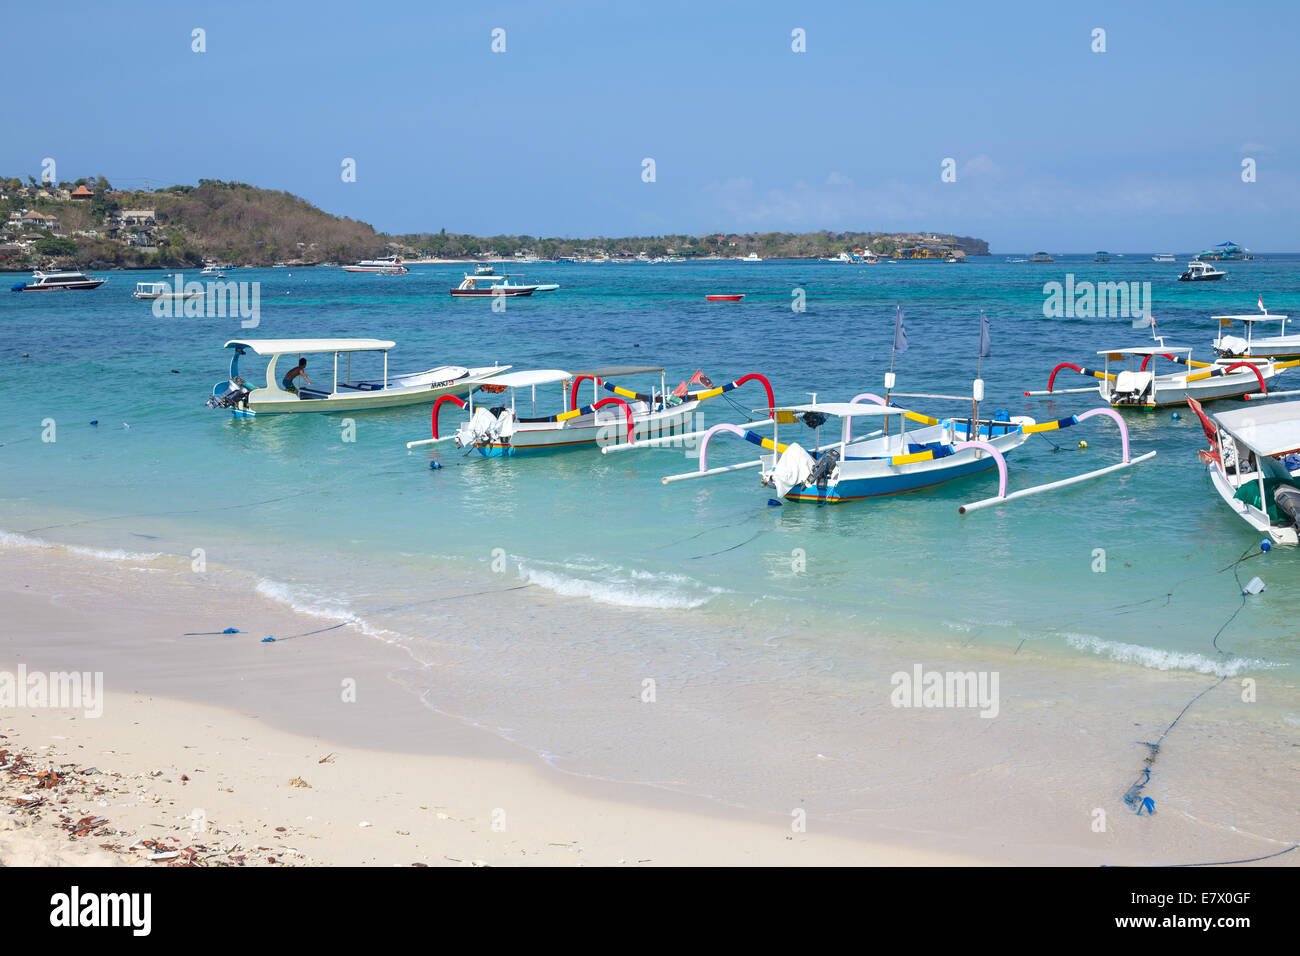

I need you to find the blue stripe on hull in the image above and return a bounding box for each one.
[785,455,997,503]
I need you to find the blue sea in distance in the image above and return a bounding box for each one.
[2,255,1298,799]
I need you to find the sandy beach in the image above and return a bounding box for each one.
[0,544,981,867]
[2,541,1295,868]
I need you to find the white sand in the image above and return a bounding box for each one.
[2,544,1295,867]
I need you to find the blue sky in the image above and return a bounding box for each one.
[4,0,1296,251]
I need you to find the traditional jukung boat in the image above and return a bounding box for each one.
[206,338,508,417]
[1187,397,1300,546]
[1214,306,1300,359]
[407,367,773,458]
[659,393,1152,511]
[1029,346,1288,407]
[656,309,1154,508]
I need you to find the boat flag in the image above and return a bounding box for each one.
[978,311,991,358]
[672,380,688,398]
[893,306,908,354]
[1259,295,1265,313]
[689,370,714,388]
[1132,312,1154,330]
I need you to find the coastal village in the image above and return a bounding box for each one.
[0,176,985,271]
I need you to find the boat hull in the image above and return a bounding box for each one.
[15,279,105,291]
[784,452,1000,502]
[449,288,536,297]
[1102,365,1276,408]
[232,368,505,415]
[471,406,696,457]
[774,426,1029,503]
[1206,459,1299,546]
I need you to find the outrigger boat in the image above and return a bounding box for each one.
[653,310,1154,509]
[1187,397,1300,546]
[407,367,773,458]
[659,394,1152,511]
[206,338,508,417]
[132,281,204,302]
[1214,304,1300,359]
[1029,346,1288,407]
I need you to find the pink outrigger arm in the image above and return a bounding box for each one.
[957,408,1155,514]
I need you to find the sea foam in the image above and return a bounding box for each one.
[1065,634,1273,677]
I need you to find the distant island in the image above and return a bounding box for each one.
[0,176,988,270]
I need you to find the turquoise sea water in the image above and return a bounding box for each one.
[2,257,1298,807]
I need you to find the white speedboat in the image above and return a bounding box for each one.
[206,338,508,416]
[449,274,538,297]
[1151,253,1176,263]
[11,270,106,292]
[1188,398,1300,546]
[342,256,408,275]
[739,253,763,262]
[1179,261,1225,282]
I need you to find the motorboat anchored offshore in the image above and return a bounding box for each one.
[450,274,538,297]
[342,256,408,275]
[1179,261,1225,282]
[11,270,106,292]
[206,338,509,416]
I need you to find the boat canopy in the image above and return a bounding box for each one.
[762,402,906,419]
[223,338,396,355]
[486,369,573,388]
[569,366,665,378]
[1213,314,1288,323]
[1096,346,1194,356]
[1214,402,1300,457]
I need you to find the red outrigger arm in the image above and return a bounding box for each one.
[569,374,600,411]
[591,396,635,444]
[589,372,775,412]
[430,395,467,439]
[1220,361,1266,394]
[1044,362,1116,392]
[1139,353,1177,371]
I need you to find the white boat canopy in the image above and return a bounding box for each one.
[569,366,666,378]
[1213,402,1300,457]
[1096,346,1194,357]
[762,402,906,418]
[1213,314,1289,323]
[223,338,396,355]
[485,369,573,388]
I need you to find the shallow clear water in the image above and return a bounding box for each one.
[3,256,1297,801]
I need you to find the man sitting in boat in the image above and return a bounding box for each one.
[281,358,312,395]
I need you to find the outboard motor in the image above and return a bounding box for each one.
[207,377,252,409]
[1273,485,1300,529]
[806,448,841,491]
